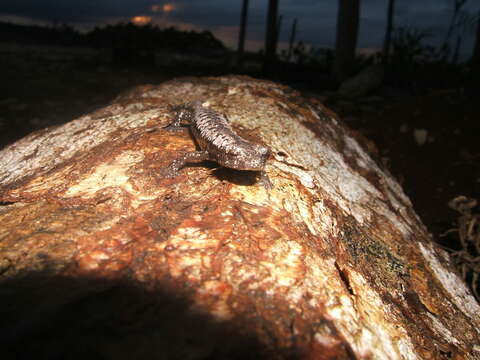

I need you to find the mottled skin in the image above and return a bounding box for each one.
[164,101,272,188]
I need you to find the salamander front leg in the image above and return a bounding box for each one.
[163,151,210,178]
[163,115,183,131]
[259,170,273,190]
[163,103,193,131]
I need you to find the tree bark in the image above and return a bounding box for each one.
[0,76,479,359]
[334,0,360,82]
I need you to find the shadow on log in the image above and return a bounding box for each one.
[0,272,273,359]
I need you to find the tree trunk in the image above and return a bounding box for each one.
[263,0,279,74]
[287,18,297,62]
[382,0,395,65]
[334,0,360,83]
[471,10,480,66]
[0,76,479,359]
[451,35,461,65]
[442,0,467,63]
[236,0,249,68]
[275,14,283,51]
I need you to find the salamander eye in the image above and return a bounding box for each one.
[257,145,270,156]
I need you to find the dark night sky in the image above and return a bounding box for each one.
[1,0,478,57]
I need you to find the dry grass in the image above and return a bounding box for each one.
[441,196,480,302]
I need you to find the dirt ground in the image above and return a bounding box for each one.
[336,90,479,239]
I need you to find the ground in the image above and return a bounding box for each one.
[335,90,479,239]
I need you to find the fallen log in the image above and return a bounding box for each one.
[0,76,478,359]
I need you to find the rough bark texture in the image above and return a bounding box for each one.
[0,76,479,359]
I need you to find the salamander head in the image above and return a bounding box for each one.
[233,143,270,171]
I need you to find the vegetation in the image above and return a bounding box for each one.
[0,21,225,53]
[386,27,467,89]
[0,21,81,46]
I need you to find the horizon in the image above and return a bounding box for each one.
[0,1,478,58]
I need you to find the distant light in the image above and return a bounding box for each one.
[151,4,162,12]
[163,3,175,12]
[151,3,175,13]
[132,16,152,26]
